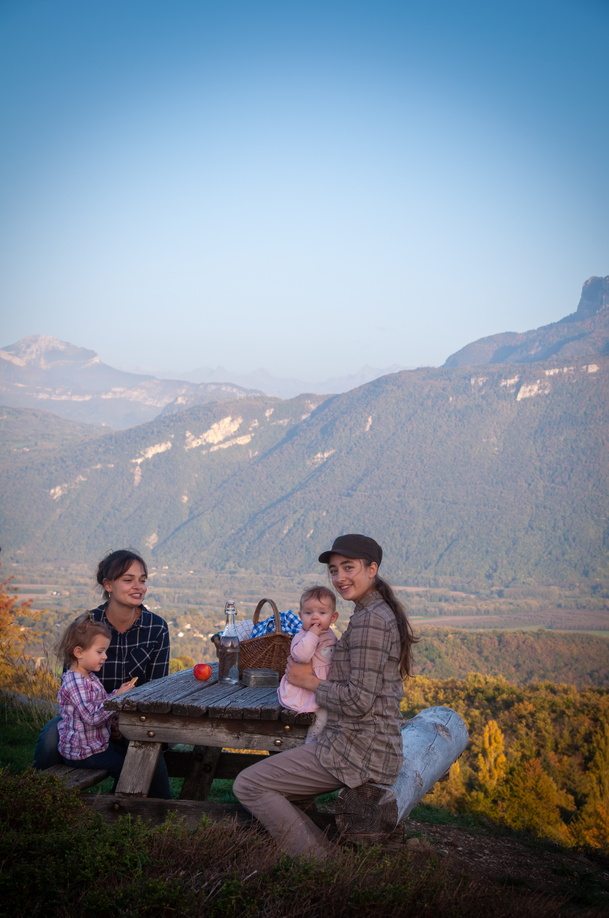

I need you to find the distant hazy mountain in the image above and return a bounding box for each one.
[0,336,262,428]
[2,276,607,592]
[445,275,609,368]
[2,354,607,590]
[175,364,408,398]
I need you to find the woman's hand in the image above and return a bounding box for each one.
[285,657,321,692]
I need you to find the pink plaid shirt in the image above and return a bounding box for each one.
[57,670,117,761]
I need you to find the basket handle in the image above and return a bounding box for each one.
[252,598,281,631]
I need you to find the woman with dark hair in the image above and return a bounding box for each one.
[34,549,170,772]
[89,549,170,691]
[233,533,416,858]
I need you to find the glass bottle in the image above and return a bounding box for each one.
[218,600,240,684]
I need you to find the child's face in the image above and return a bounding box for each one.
[74,635,111,674]
[300,597,337,634]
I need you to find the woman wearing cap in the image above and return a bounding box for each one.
[233,533,416,859]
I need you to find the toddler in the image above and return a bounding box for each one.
[56,613,170,797]
[278,586,337,742]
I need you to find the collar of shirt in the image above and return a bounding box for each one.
[354,588,382,611]
[93,601,149,630]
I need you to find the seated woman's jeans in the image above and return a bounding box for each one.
[33,716,62,769]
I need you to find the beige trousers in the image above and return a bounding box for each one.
[232,742,343,859]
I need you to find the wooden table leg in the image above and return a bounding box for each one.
[179,746,222,800]
[116,740,162,796]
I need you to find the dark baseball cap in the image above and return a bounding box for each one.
[318,534,383,566]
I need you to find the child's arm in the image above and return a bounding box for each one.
[61,674,114,727]
[289,629,321,664]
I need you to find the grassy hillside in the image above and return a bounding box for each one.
[2,678,608,916]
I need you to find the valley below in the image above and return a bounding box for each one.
[8,560,609,689]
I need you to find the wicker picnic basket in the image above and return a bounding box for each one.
[238,598,292,677]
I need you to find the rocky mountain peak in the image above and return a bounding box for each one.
[1,335,98,369]
[574,275,609,320]
[444,274,609,368]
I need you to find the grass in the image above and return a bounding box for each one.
[2,692,605,915]
[1,768,572,918]
[0,692,50,772]
[409,802,480,829]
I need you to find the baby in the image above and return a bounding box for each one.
[278,585,338,742]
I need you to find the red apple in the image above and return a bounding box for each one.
[193,663,212,681]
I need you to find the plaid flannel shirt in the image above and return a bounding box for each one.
[57,670,115,760]
[315,590,404,788]
[89,602,170,693]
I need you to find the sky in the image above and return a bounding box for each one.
[1,0,608,380]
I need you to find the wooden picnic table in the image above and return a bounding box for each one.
[104,663,312,802]
[97,665,468,841]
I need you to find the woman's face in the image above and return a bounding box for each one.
[103,560,147,608]
[328,554,378,604]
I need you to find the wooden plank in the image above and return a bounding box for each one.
[85,794,333,834]
[107,667,297,722]
[171,680,245,717]
[179,746,222,801]
[106,666,222,714]
[43,764,109,791]
[84,794,253,829]
[118,712,308,752]
[206,685,283,720]
[115,740,163,796]
[279,707,315,726]
[106,668,196,713]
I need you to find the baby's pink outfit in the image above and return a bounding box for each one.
[278,628,337,742]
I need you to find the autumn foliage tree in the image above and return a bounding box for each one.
[0,578,56,702]
[426,759,467,812]
[574,720,609,850]
[476,720,508,796]
[498,758,576,846]
[406,673,609,854]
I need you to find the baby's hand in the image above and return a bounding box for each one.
[309,621,324,635]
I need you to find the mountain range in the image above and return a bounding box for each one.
[0,336,262,429]
[1,276,607,591]
[172,364,408,399]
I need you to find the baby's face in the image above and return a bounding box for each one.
[300,597,337,634]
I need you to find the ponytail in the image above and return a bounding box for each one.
[374,575,418,678]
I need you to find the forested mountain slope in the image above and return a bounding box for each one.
[2,354,606,590]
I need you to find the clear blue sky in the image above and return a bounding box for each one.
[1,0,607,379]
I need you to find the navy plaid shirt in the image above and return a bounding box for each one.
[90,602,170,693]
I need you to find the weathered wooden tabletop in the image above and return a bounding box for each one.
[104,664,313,799]
[106,663,313,725]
